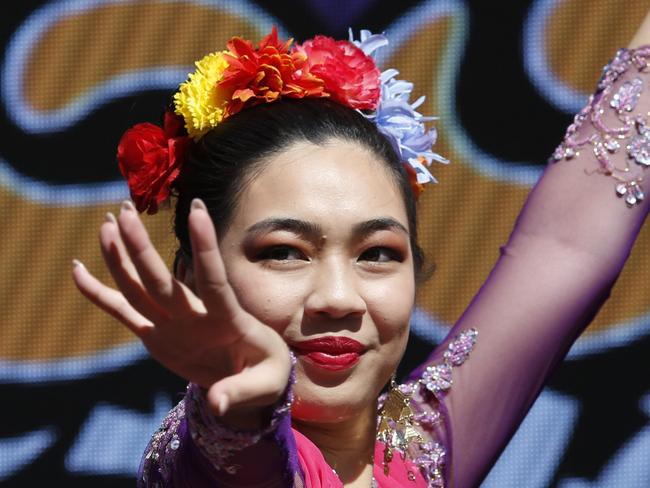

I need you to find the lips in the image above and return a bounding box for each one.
[292,336,365,371]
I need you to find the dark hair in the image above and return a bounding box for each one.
[173,98,428,280]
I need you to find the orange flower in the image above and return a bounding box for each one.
[219,27,327,117]
[405,159,426,199]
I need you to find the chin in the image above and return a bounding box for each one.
[290,367,385,424]
[292,400,358,424]
[291,393,376,424]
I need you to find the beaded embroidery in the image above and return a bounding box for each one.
[140,399,185,486]
[139,354,295,485]
[186,354,296,476]
[552,46,650,207]
[378,327,478,488]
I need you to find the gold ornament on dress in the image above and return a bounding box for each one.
[377,375,423,477]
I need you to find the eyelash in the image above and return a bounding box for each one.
[255,245,403,264]
[257,245,308,262]
[358,246,403,263]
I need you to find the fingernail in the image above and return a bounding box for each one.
[191,198,207,211]
[121,200,135,213]
[72,259,86,270]
[104,212,117,224]
[218,394,229,415]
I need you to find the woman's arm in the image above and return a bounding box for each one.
[421,18,650,488]
[137,381,299,487]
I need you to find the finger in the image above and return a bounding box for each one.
[205,357,291,416]
[188,199,242,321]
[117,201,190,310]
[99,213,166,322]
[72,259,153,337]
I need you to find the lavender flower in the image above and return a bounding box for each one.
[349,30,448,186]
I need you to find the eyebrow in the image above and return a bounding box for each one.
[246,218,323,241]
[245,217,409,241]
[352,218,409,238]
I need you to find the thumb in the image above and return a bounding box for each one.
[205,358,291,417]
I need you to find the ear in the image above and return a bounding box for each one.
[174,256,196,292]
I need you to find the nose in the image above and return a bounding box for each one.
[304,257,366,319]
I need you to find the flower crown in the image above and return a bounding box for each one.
[117,27,447,214]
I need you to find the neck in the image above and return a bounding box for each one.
[293,404,377,484]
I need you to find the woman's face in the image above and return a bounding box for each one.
[218,139,416,423]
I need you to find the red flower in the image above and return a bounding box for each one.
[117,112,191,214]
[298,36,380,110]
[219,27,327,117]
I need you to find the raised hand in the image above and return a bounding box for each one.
[72,199,291,420]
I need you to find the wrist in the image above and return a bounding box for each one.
[209,398,277,430]
[184,351,296,474]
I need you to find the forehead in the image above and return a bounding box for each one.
[230,139,408,231]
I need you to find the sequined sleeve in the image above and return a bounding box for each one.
[137,360,300,487]
[552,46,650,205]
[382,328,478,487]
[405,46,650,488]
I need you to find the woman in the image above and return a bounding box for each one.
[72,16,650,488]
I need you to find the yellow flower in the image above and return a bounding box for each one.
[174,51,230,140]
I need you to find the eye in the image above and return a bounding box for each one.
[257,245,308,261]
[358,247,402,263]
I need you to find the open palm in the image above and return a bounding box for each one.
[72,199,291,417]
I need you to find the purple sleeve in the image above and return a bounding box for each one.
[137,359,302,487]
[408,46,650,488]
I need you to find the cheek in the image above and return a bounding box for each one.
[363,276,414,381]
[366,276,414,344]
[225,262,305,334]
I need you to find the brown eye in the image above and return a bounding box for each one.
[258,246,308,261]
[359,247,402,263]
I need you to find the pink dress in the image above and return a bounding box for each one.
[136,46,650,487]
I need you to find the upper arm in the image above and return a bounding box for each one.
[440,233,614,487]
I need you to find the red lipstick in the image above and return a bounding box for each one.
[292,336,365,371]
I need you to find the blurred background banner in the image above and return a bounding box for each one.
[1,0,649,486]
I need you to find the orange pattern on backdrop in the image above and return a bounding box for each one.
[2,0,649,368]
[24,1,263,111]
[387,7,650,332]
[0,1,267,362]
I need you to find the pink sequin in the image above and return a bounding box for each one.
[553,46,650,207]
